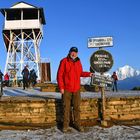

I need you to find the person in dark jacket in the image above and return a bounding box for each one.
[111,72,118,92]
[57,47,93,132]
[0,70,3,82]
[29,69,37,87]
[22,65,29,90]
[0,70,3,95]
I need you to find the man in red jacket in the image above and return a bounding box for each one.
[57,47,93,132]
[111,72,118,92]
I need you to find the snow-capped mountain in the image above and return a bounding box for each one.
[116,65,140,80]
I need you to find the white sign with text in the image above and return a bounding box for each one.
[88,36,113,48]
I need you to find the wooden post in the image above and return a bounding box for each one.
[101,86,105,119]
[100,73,108,126]
[89,37,114,127]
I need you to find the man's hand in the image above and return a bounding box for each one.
[60,89,64,94]
[90,73,94,77]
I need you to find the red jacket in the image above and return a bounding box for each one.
[112,74,118,81]
[4,73,9,81]
[57,56,91,92]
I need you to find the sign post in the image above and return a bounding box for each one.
[91,74,113,90]
[88,36,113,48]
[88,36,113,126]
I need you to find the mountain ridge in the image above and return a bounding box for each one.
[116,65,140,80]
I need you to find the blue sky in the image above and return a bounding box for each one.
[0,0,140,81]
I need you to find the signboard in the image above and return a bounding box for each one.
[88,37,113,48]
[8,68,18,79]
[90,49,113,73]
[91,74,113,90]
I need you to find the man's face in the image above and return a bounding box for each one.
[70,51,78,59]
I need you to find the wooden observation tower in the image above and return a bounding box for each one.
[0,1,46,83]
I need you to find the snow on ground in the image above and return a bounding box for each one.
[2,87,140,99]
[0,125,139,140]
[3,87,62,99]
[1,87,140,139]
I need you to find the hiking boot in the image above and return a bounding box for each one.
[62,127,72,133]
[73,125,84,132]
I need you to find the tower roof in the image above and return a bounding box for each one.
[0,1,46,24]
[11,1,37,9]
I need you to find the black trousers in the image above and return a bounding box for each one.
[23,77,29,89]
[112,81,118,91]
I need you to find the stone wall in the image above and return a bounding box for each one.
[0,96,140,129]
[105,97,140,124]
[0,97,61,129]
[36,83,99,92]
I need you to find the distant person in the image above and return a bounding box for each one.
[0,70,3,82]
[4,72,10,87]
[57,47,94,133]
[111,72,118,92]
[29,69,37,87]
[0,70,3,95]
[22,65,29,90]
